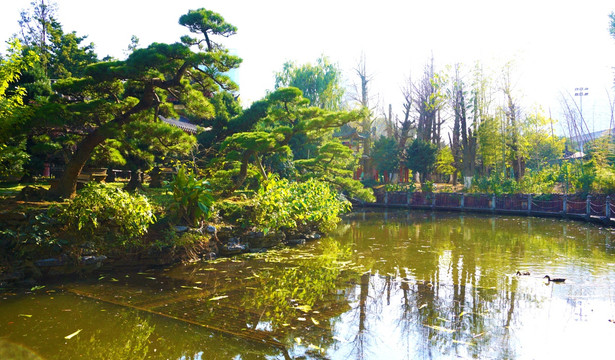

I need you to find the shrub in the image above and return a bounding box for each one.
[57,183,155,248]
[167,165,214,227]
[254,176,351,234]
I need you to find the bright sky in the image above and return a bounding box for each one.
[2,0,615,134]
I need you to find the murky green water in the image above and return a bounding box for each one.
[1,210,615,359]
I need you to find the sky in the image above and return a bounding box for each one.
[2,0,615,135]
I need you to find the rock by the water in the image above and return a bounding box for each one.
[305,233,321,240]
[285,238,306,246]
[174,225,189,232]
[34,258,65,267]
[80,255,107,266]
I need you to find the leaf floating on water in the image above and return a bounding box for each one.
[295,337,302,344]
[145,277,156,280]
[30,285,45,291]
[110,278,119,282]
[418,304,428,310]
[209,295,228,301]
[311,317,320,325]
[137,272,148,275]
[294,304,312,313]
[459,311,465,318]
[437,317,450,323]
[64,329,82,339]
[452,340,475,346]
[297,317,307,321]
[192,286,202,290]
[424,324,455,333]
[473,332,485,338]
[18,314,32,318]
[98,276,105,280]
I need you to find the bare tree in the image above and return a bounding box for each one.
[501,65,525,181]
[352,54,377,181]
[414,56,445,145]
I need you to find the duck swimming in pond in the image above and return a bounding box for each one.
[544,275,566,283]
[516,271,531,276]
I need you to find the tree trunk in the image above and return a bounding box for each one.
[124,169,145,192]
[48,130,106,199]
[47,83,157,199]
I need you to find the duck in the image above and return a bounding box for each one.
[544,275,566,283]
[516,271,531,276]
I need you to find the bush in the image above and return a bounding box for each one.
[57,183,155,248]
[254,176,350,234]
[167,165,214,227]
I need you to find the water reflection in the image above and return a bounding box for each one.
[1,210,614,359]
[330,210,615,359]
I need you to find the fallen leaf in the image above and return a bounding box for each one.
[64,329,82,340]
[453,340,475,346]
[18,314,32,318]
[424,324,455,333]
[209,295,228,301]
[294,304,312,312]
[311,317,320,325]
[295,337,302,344]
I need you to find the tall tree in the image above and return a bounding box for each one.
[221,87,361,191]
[352,54,377,181]
[448,64,478,188]
[0,40,37,179]
[404,138,437,184]
[501,64,524,181]
[274,55,344,111]
[40,8,241,199]
[414,57,445,145]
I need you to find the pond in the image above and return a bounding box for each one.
[1,210,615,359]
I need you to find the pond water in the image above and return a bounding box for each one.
[1,210,615,359]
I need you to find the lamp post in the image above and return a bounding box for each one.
[574,87,589,121]
[574,87,589,151]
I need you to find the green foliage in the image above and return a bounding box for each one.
[254,176,351,234]
[435,146,456,177]
[0,39,37,179]
[404,139,438,182]
[518,166,559,194]
[421,180,435,193]
[274,56,344,110]
[593,166,615,193]
[295,139,374,202]
[372,136,400,173]
[57,183,155,248]
[168,165,214,227]
[384,182,416,192]
[471,172,521,195]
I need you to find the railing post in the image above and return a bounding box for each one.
[562,195,567,215]
[586,195,591,219]
[606,196,611,219]
[492,194,496,212]
[460,193,465,209]
[527,194,532,215]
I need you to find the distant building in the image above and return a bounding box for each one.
[158,115,198,134]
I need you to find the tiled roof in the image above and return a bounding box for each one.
[158,115,198,134]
